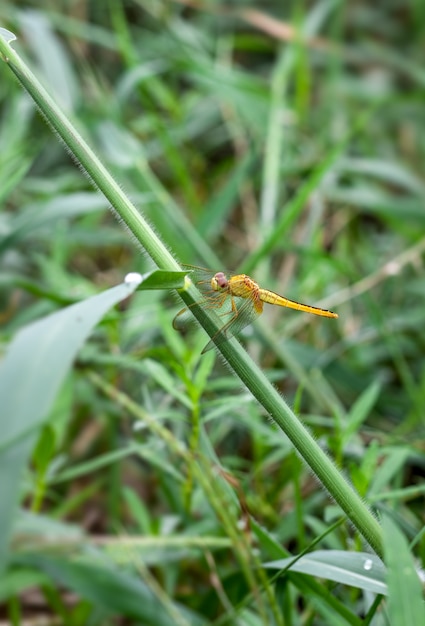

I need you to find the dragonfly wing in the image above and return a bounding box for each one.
[174,267,233,335]
[202,294,262,353]
[180,265,232,310]
[181,265,216,296]
[173,293,233,334]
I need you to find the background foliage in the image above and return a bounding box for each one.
[1,0,424,624]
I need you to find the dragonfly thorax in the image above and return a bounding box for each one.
[211,272,228,291]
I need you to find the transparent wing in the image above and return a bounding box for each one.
[173,265,232,333]
[202,293,262,353]
[180,265,223,299]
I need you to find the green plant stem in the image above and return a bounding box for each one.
[0,33,383,557]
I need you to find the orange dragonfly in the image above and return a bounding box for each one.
[173,266,338,353]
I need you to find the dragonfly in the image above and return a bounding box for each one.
[173,265,338,353]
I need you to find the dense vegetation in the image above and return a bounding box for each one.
[1,1,424,624]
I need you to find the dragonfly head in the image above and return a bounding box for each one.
[211,272,228,292]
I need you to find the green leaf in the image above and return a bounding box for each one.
[198,152,255,239]
[341,380,381,446]
[325,186,425,221]
[0,568,50,602]
[382,516,425,625]
[0,277,141,569]
[138,269,188,290]
[0,27,16,44]
[368,448,411,498]
[264,550,388,595]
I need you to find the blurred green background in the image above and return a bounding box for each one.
[1,1,424,624]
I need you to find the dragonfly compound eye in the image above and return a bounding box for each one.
[212,272,228,291]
